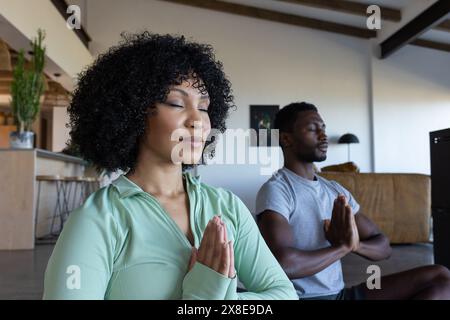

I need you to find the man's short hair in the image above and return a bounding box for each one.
[274,102,318,133]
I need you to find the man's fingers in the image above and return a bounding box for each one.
[331,198,338,224]
[347,205,360,250]
[323,219,331,232]
[345,205,355,248]
[339,195,347,228]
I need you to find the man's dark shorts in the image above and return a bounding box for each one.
[299,284,367,300]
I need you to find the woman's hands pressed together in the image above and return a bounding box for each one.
[188,215,236,278]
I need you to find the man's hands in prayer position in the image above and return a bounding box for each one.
[324,194,360,253]
[188,215,236,278]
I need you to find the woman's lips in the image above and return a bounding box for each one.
[179,136,204,148]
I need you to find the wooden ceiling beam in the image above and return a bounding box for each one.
[380,0,450,58]
[410,39,450,53]
[277,0,401,22]
[161,0,376,38]
[435,19,450,32]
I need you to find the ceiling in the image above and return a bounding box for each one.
[161,0,450,55]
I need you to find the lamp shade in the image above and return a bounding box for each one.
[338,133,359,144]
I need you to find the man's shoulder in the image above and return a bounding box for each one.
[316,174,353,198]
[258,168,291,194]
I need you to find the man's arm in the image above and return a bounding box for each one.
[257,210,351,279]
[353,213,392,261]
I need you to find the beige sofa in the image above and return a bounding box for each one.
[318,172,431,244]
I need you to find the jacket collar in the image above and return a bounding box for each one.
[111,172,200,199]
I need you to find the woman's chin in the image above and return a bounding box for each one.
[181,155,202,165]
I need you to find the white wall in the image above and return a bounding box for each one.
[372,45,450,174]
[84,0,373,173]
[79,0,449,211]
[52,107,71,152]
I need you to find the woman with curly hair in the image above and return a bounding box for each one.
[43,32,297,300]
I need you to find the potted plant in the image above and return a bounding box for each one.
[9,29,46,149]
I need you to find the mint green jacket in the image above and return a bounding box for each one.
[43,173,297,300]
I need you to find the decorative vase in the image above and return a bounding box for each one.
[9,131,34,149]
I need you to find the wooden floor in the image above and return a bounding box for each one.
[342,243,434,286]
[0,243,434,299]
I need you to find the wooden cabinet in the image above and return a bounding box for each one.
[0,125,16,148]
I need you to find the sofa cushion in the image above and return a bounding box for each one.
[318,172,430,244]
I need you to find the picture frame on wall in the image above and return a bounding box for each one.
[250,105,279,147]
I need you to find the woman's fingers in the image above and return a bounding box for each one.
[203,216,219,266]
[221,219,227,243]
[221,218,235,278]
[212,222,224,271]
[197,219,213,262]
[218,240,230,275]
[228,241,235,279]
[188,247,198,271]
[197,215,234,277]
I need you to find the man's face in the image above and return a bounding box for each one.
[281,110,328,162]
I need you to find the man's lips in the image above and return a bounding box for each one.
[317,143,328,152]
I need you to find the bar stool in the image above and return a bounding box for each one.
[34,175,70,243]
[34,175,102,244]
[63,176,101,210]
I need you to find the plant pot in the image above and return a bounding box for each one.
[9,131,34,149]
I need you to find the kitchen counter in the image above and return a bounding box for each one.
[0,148,88,250]
[0,148,88,165]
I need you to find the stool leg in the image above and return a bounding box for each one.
[71,181,79,211]
[78,181,85,207]
[60,181,71,233]
[50,180,63,236]
[34,181,42,241]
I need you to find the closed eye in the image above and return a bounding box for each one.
[166,102,183,108]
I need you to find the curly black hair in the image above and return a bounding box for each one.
[68,32,234,173]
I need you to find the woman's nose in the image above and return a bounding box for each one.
[186,108,203,129]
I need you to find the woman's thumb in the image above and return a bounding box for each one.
[188,247,198,271]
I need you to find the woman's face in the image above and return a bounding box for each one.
[142,79,212,166]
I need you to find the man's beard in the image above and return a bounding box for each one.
[296,150,327,163]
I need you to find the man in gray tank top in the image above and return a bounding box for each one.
[256,102,450,300]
